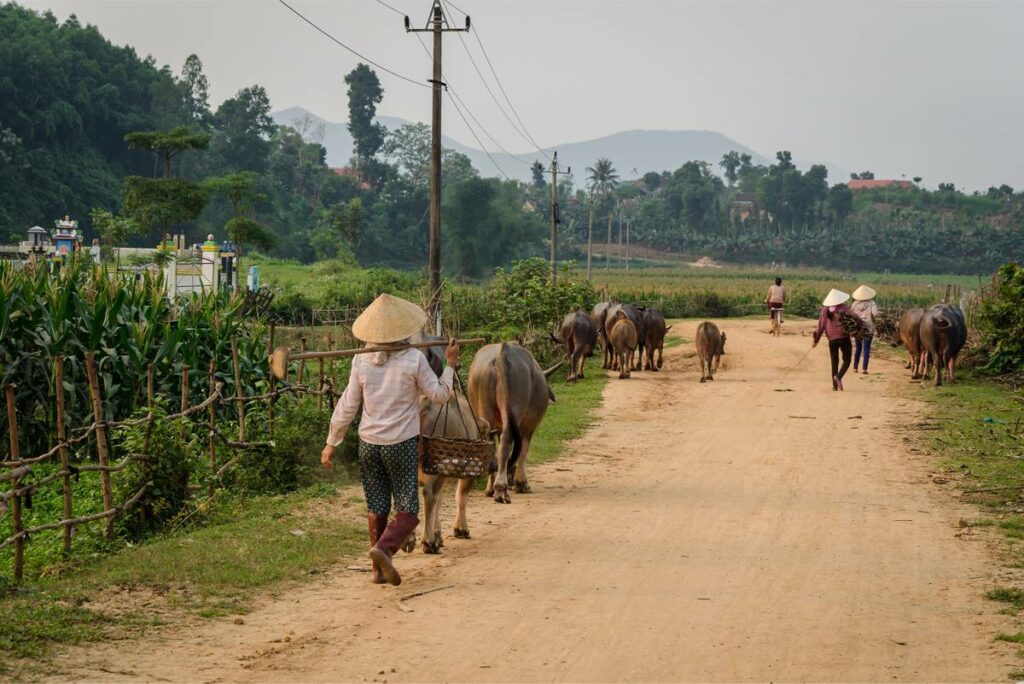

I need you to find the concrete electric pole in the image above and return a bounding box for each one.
[549,151,570,283]
[406,1,469,325]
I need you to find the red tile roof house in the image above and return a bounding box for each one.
[847,179,915,190]
[330,167,373,191]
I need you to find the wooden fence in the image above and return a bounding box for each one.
[1,332,335,583]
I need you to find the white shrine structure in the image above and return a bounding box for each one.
[158,233,237,298]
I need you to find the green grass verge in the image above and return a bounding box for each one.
[915,370,1024,677]
[924,372,1023,511]
[0,484,363,677]
[526,370,607,467]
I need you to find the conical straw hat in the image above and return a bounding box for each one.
[351,294,427,344]
[852,284,877,301]
[822,288,850,307]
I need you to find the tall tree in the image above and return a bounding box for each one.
[531,161,546,188]
[719,151,741,187]
[205,171,275,271]
[381,123,477,189]
[180,54,211,128]
[827,183,853,226]
[209,85,275,173]
[586,158,619,269]
[125,127,211,178]
[122,127,211,241]
[344,63,385,181]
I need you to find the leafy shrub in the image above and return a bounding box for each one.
[488,258,597,333]
[114,405,202,537]
[977,262,1024,373]
[226,397,333,494]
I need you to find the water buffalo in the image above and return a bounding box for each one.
[409,330,446,376]
[919,303,968,386]
[641,308,671,371]
[551,311,598,382]
[418,393,490,553]
[609,312,638,379]
[696,321,726,382]
[897,309,927,379]
[468,343,558,504]
[592,302,613,369]
[604,303,645,371]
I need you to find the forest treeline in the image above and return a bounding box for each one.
[1,3,1021,275]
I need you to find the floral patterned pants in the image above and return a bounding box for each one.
[358,437,420,516]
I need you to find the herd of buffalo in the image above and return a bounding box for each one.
[412,301,727,552]
[895,302,968,386]
[551,302,675,381]
[411,299,967,553]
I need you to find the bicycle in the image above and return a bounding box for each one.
[769,306,783,337]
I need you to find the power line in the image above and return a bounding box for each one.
[410,32,531,168]
[445,92,511,181]
[396,0,548,162]
[443,0,551,160]
[448,87,532,167]
[374,0,406,16]
[277,0,429,89]
[434,1,541,156]
[366,1,514,180]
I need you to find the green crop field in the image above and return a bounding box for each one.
[253,254,980,325]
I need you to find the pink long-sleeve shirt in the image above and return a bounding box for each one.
[813,304,853,343]
[326,349,454,447]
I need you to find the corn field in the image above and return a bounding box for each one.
[0,257,332,583]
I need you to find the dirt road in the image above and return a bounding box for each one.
[55,319,1015,682]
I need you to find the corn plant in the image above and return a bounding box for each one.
[0,257,268,459]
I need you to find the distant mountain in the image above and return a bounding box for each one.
[271,106,850,184]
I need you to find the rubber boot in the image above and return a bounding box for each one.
[369,512,419,586]
[367,513,389,584]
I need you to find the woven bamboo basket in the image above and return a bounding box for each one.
[420,435,496,478]
[419,373,496,479]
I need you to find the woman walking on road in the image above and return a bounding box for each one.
[321,294,459,586]
[812,288,855,391]
[851,285,881,374]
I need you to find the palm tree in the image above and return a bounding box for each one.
[585,158,619,278]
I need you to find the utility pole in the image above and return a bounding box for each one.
[586,202,594,281]
[406,1,469,326]
[549,151,570,283]
[626,217,631,270]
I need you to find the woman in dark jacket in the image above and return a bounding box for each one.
[812,288,854,391]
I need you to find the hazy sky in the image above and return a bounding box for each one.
[21,0,1024,190]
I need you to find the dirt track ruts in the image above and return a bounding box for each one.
[51,319,1017,682]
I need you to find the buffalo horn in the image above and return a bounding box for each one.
[542,361,565,379]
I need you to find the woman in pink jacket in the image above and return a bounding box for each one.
[321,294,459,586]
[812,289,854,391]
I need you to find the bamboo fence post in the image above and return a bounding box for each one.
[5,385,24,582]
[54,357,73,555]
[85,352,115,538]
[207,359,217,497]
[317,358,325,410]
[141,363,155,527]
[231,337,245,441]
[299,336,308,386]
[179,364,190,440]
[268,323,276,438]
[327,332,335,386]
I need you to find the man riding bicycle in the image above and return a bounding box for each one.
[765,277,785,334]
